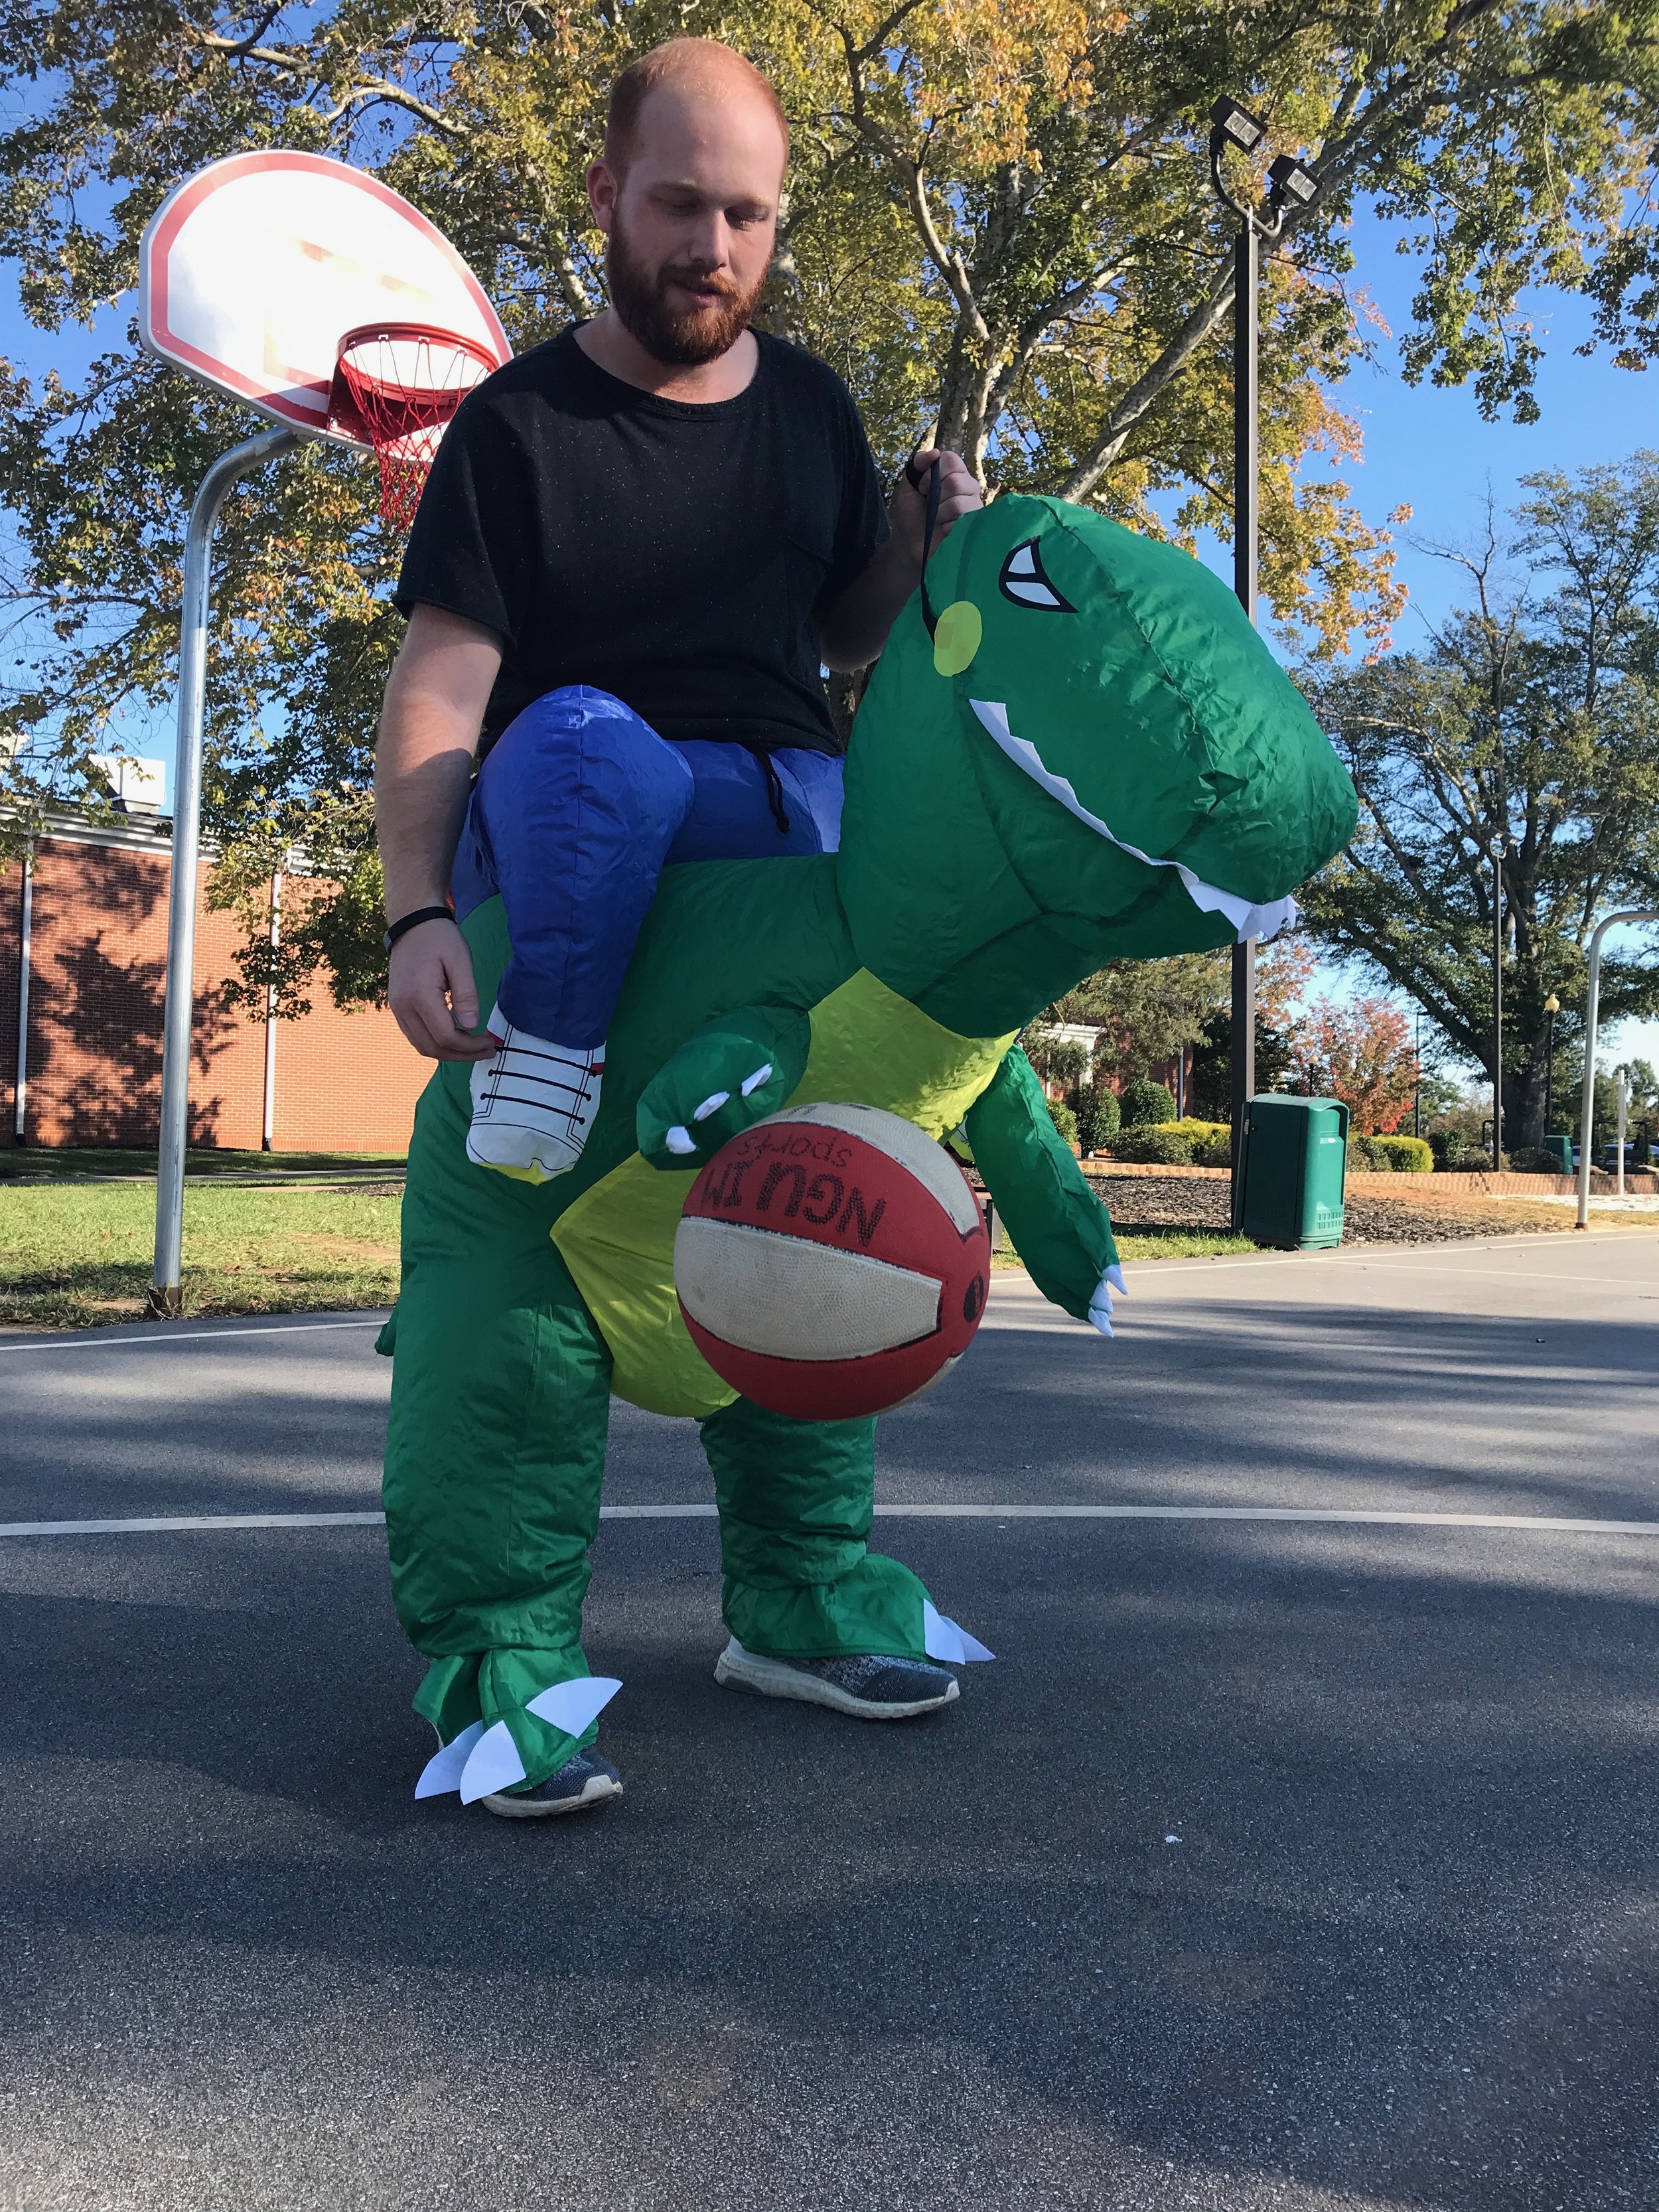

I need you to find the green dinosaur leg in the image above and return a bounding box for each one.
[383,1065,616,1797]
[699,1397,938,1660]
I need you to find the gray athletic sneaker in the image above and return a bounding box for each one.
[480,1748,622,1819]
[714,1637,959,1720]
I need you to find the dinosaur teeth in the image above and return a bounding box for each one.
[967,698,1298,944]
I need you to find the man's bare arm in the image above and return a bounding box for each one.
[375,605,504,1062]
[817,449,982,673]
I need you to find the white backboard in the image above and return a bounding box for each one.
[139,151,511,445]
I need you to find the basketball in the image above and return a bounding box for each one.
[674,1102,992,1421]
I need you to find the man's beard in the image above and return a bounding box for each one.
[606,213,764,368]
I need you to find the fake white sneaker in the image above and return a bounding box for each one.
[467,1005,605,1182]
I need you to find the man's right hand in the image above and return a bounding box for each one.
[388,918,498,1062]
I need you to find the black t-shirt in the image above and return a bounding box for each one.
[396,326,888,755]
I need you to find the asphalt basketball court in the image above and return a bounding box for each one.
[3,1229,1657,2210]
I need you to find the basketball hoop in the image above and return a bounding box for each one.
[329,322,497,529]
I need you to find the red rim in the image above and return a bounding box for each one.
[329,323,496,435]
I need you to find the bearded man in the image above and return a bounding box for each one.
[374,36,980,1816]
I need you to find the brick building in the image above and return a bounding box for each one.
[1,812,429,1153]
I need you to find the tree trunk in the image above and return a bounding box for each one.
[1510,1036,1549,1151]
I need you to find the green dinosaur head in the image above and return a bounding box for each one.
[837,494,1356,1036]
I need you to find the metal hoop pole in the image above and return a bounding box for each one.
[151,427,299,1315]
[1575,909,1659,1231]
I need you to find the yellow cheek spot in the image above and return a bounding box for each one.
[933,599,983,676]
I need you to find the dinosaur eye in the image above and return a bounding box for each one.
[999,539,1076,613]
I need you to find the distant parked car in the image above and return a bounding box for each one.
[1598,1140,1656,1172]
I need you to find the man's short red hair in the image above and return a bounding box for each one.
[604,38,790,176]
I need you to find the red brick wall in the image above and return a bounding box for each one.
[0,832,429,1153]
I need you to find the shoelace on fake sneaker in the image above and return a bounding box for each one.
[479,1036,603,1128]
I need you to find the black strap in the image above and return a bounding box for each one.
[383,903,453,952]
[907,452,944,640]
[741,743,792,835]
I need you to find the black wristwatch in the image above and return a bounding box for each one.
[383,905,454,952]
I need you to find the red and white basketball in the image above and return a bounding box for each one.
[674,1103,991,1422]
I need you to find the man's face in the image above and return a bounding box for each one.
[589,80,786,367]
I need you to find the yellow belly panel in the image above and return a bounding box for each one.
[552,970,1013,1417]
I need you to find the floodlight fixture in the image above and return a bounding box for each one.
[1267,153,1320,210]
[1209,96,1267,154]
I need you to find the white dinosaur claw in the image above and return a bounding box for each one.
[458,1720,527,1805]
[923,1598,996,1664]
[1087,1302,1115,1338]
[525,1674,622,1738]
[664,1126,697,1155]
[1088,1262,1119,1337]
[693,1090,731,1122]
[740,1063,773,1096]
[1107,1262,1127,1297]
[415,1719,484,1799]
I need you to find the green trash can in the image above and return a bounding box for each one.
[1542,1133,1573,1175]
[1238,1095,1350,1250]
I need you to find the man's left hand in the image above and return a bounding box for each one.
[891,449,982,571]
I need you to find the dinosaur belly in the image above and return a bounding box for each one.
[553,968,1013,1416]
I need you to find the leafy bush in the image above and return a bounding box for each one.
[1192,1136,1234,1167]
[1072,1084,1119,1152]
[1163,1118,1229,1147]
[1119,1078,1177,1128]
[1368,1134,1433,1173]
[1046,1097,1079,1148]
[1508,1144,1566,1175]
[1429,1127,1491,1171]
[1346,1134,1387,1171]
[1110,1126,1193,1165]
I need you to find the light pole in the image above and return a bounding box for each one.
[1488,834,1507,1171]
[1573,909,1659,1228]
[1208,96,1319,1227]
[1542,992,1559,1134]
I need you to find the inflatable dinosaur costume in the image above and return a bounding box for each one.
[383,494,1357,1803]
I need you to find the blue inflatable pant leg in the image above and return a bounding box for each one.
[449,688,848,1055]
[455,688,695,1052]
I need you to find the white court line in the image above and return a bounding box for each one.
[0,1317,384,1355]
[6,1503,1659,1538]
[1090,1234,1659,1285]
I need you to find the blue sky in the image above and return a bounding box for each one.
[1205,206,1659,1076]
[3,196,1655,1072]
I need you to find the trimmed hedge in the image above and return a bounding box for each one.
[1073,1085,1120,1151]
[1047,1097,1079,1148]
[1119,1078,1177,1128]
[1508,1144,1565,1175]
[1368,1134,1433,1173]
[1163,1118,1230,1147]
[1110,1126,1194,1165]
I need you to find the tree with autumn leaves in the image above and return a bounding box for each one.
[1287,996,1419,1134]
[1,0,1658,1007]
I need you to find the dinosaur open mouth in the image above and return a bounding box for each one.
[968,698,1298,943]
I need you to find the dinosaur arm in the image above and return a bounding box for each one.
[963,1048,1123,1332]
[637,1005,812,1171]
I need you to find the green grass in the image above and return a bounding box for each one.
[992,1227,1262,1269]
[0,1181,403,1329]
[0,1179,1267,1335]
[0,1146,405,1181]
[1112,1228,1262,1259]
